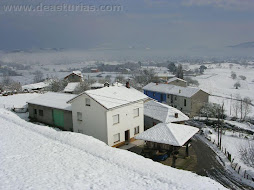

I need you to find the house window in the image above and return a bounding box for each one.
[168,94,170,99]
[171,95,173,103]
[113,133,120,143]
[133,108,139,117]
[134,126,140,135]
[175,96,177,101]
[34,109,37,114]
[184,99,187,107]
[77,112,82,121]
[39,110,43,116]
[113,114,119,124]
[153,92,156,97]
[86,98,90,106]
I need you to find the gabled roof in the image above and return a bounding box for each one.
[135,123,199,146]
[144,100,189,123]
[167,77,187,83]
[64,71,82,79]
[64,82,80,93]
[22,82,49,91]
[68,85,149,110]
[143,83,207,98]
[27,92,76,111]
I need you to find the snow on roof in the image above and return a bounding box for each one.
[90,82,104,88]
[135,123,199,146]
[27,92,76,111]
[64,70,83,79]
[155,72,175,78]
[0,109,225,189]
[68,85,148,109]
[144,100,189,123]
[143,83,203,97]
[22,82,49,91]
[167,77,187,83]
[72,70,82,76]
[64,82,80,92]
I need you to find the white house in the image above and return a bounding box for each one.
[67,83,149,147]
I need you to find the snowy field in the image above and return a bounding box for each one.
[0,93,40,109]
[0,109,225,190]
[189,63,254,117]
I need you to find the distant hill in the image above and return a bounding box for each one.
[229,41,254,48]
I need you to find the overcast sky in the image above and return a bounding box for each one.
[0,0,254,53]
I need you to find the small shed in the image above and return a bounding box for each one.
[64,71,83,82]
[64,82,80,93]
[135,123,199,155]
[27,92,76,131]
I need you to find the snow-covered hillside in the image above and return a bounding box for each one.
[0,109,225,190]
[192,63,254,117]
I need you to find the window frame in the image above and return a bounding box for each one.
[113,133,120,143]
[134,126,140,135]
[34,109,37,115]
[77,112,82,121]
[133,108,139,117]
[85,98,91,106]
[39,109,43,116]
[113,114,120,125]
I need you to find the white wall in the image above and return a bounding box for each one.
[71,94,108,144]
[107,101,144,146]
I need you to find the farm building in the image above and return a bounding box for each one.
[64,82,80,93]
[143,83,209,117]
[167,77,187,87]
[27,92,76,131]
[144,100,189,130]
[64,71,83,82]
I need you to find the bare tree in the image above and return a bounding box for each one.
[232,95,241,118]
[239,75,246,80]
[231,71,237,80]
[242,97,252,120]
[73,81,91,94]
[176,64,184,79]
[234,82,241,89]
[2,74,11,86]
[47,78,68,92]
[33,70,44,83]
[239,142,254,168]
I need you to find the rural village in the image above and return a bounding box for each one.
[1,0,254,189]
[1,60,254,189]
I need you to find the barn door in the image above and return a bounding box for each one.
[53,109,64,128]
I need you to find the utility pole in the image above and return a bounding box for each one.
[217,107,220,147]
[230,94,232,116]
[240,99,243,120]
[219,103,224,150]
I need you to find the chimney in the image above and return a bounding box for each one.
[126,81,130,88]
[175,113,179,118]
